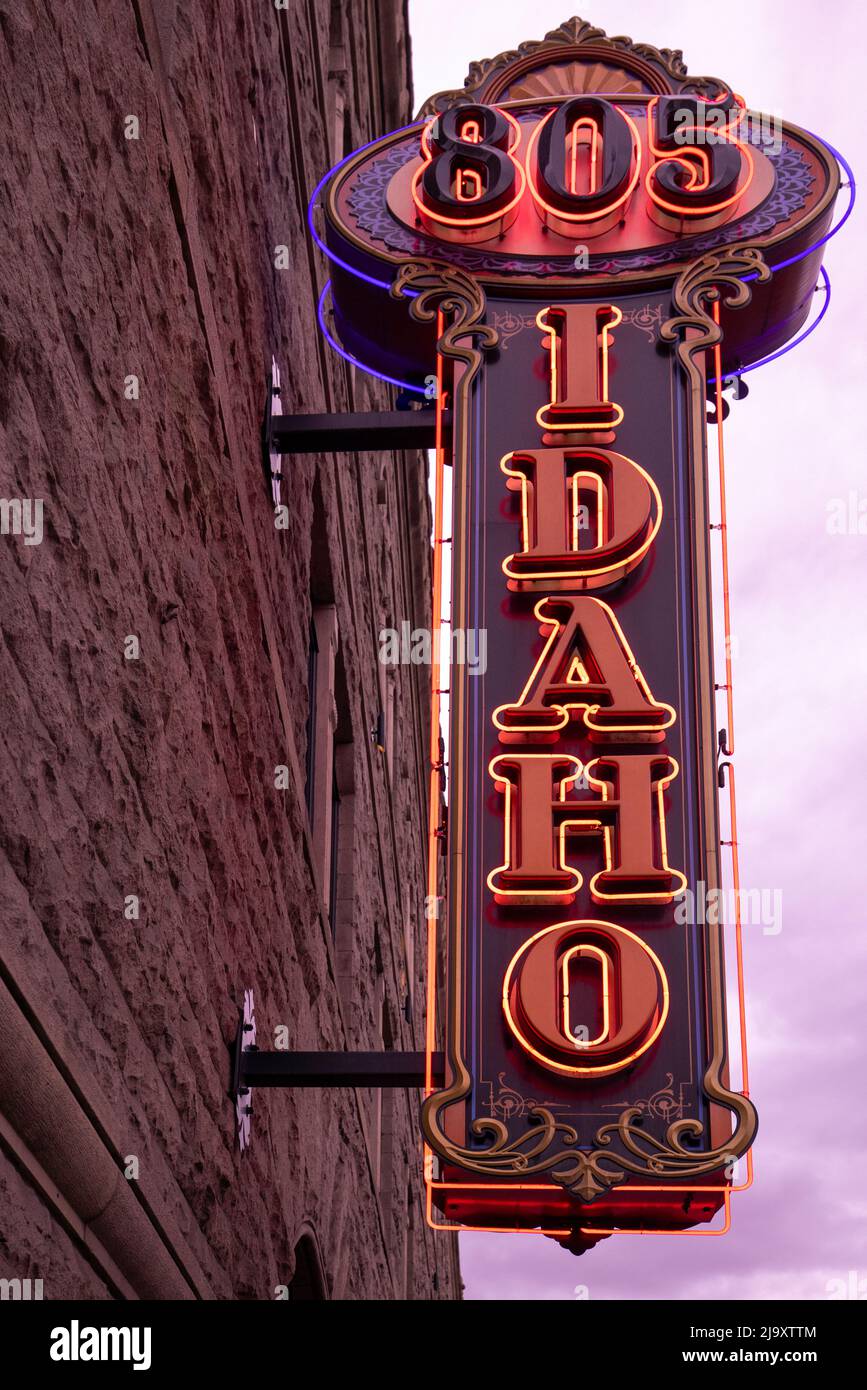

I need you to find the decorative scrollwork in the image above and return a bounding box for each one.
[661,245,771,378]
[423,1092,758,1202]
[422,1100,628,1202]
[390,261,498,388]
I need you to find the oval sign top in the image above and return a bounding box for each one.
[317,22,842,385]
[324,96,837,291]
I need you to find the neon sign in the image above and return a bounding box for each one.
[314,16,848,1247]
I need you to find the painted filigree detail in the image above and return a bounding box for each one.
[489,309,538,349]
[602,1072,689,1121]
[619,302,666,341]
[390,260,498,386]
[485,1072,570,1119]
[661,245,772,377]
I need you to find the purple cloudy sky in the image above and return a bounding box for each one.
[409,0,867,1300]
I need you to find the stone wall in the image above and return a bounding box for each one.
[0,0,459,1300]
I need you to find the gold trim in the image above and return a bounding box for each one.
[660,245,771,376]
[390,261,497,376]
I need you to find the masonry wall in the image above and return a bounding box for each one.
[0,0,459,1300]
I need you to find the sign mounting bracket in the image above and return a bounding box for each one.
[263,382,444,458]
[229,995,444,1150]
[270,410,444,453]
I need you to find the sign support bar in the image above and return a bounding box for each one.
[231,1025,443,1094]
[268,408,444,454]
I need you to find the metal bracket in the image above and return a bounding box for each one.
[262,364,284,507]
[234,989,257,1152]
[234,1045,444,1089]
[230,992,443,1149]
[265,406,447,456]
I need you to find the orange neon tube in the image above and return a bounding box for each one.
[710,296,752,1112]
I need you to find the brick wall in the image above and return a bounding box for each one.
[0,0,459,1300]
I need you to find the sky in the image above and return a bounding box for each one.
[407,0,867,1301]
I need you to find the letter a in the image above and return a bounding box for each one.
[494,595,675,741]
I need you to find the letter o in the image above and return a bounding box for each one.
[502,919,668,1076]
